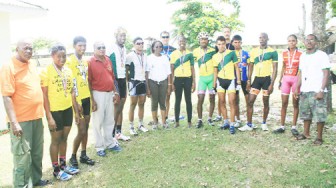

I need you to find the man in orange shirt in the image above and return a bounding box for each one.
[0,39,50,187]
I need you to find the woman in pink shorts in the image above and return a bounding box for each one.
[274,34,302,135]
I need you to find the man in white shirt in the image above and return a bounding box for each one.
[294,34,331,145]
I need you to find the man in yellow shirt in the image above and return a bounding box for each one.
[239,33,278,132]
[67,36,95,168]
[193,32,216,128]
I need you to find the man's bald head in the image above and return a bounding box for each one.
[16,38,33,63]
[259,32,269,48]
[93,41,106,57]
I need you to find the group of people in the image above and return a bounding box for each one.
[0,26,331,187]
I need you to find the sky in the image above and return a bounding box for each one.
[9,0,325,50]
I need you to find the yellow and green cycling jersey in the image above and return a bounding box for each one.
[193,47,216,76]
[212,50,238,80]
[170,49,194,77]
[250,46,278,77]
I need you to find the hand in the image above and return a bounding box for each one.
[113,94,120,104]
[236,84,241,91]
[77,105,83,116]
[47,117,57,132]
[191,83,195,93]
[293,91,300,100]
[212,86,217,93]
[167,85,172,95]
[171,84,175,92]
[246,82,251,92]
[146,90,151,98]
[75,113,81,125]
[278,82,282,90]
[92,100,97,112]
[268,85,274,95]
[315,91,324,100]
[11,122,23,137]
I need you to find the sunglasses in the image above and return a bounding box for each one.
[97,46,106,50]
[136,42,144,45]
[155,46,163,48]
[161,36,169,39]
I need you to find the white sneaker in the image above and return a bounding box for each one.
[116,133,130,141]
[130,127,138,135]
[234,121,241,128]
[238,124,253,131]
[251,124,257,129]
[152,124,158,130]
[138,125,149,132]
[261,123,269,131]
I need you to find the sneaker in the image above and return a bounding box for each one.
[261,123,269,131]
[233,121,241,128]
[238,124,253,131]
[213,116,222,122]
[108,144,122,152]
[139,125,149,132]
[196,120,203,128]
[152,124,158,130]
[62,166,80,175]
[54,170,72,181]
[130,127,138,135]
[162,123,169,129]
[69,157,78,169]
[229,125,236,134]
[291,128,299,136]
[116,133,131,141]
[251,124,258,129]
[220,122,230,130]
[273,127,285,134]
[79,155,95,165]
[179,115,185,120]
[97,150,106,157]
[207,119,214,126]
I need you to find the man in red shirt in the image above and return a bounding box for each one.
[88,41,121,157]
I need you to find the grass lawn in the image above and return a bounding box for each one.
[0,59,336,187]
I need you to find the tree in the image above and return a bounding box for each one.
[169,0,244,49]
[32,37,56,53]
[310,0,336,112]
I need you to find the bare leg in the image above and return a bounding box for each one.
[129,96,138,123]
[316,122,324,140]
[197,94,205,119]
[138,95,146,121]
[303,120,311,137]
[247,94,257,123]
[262,95,270,123]
[292,95,299,126]
[228,93,236,123]
[280,95,289,126]
[209,94,215,119]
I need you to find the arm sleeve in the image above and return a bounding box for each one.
[109,52,118,78]
[0,64,15,96]
[232,51,238,64]
[190,53,195,66]
[273,50,279,62]
[320,52,331,69]
[125,53,132,66]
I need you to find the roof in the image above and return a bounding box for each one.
[0,0,47,17]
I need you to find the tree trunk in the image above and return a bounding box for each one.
[311,0,333,112]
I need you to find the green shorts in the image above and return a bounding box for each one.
[198,74,215,95]
[299,92,327,122]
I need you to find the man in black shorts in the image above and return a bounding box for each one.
[239,33,278,132]
[109,27,130,141]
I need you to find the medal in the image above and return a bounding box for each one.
[53,63,68,97]
[118,45,125,69]
[75,55,87,84]
[135,51,145,76]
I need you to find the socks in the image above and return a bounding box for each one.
[130,122,134,129]
[71,154,76,159]
[280,125,285,129]
[116,125,122,133]
[291,125,297,130]
[81,150,86,157]
[59,156,66,169]
[52,162,60,174]
[139,119,143,127]
[224,119,229,124]
[247,122,252,127]
[262,121,266,124]
[198,118,202,122]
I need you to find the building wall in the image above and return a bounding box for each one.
[0,12,10,130]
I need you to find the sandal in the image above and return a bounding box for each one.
[80,155,95,165]
[33,179,51,186]
[313,138,323,145]
[296,134,307,140]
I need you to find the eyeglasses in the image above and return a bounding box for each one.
[161,36,169,39]
[155,46,163,48]
[304,39,316,43]
[136,42,144,45]
[97,46,106,50]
